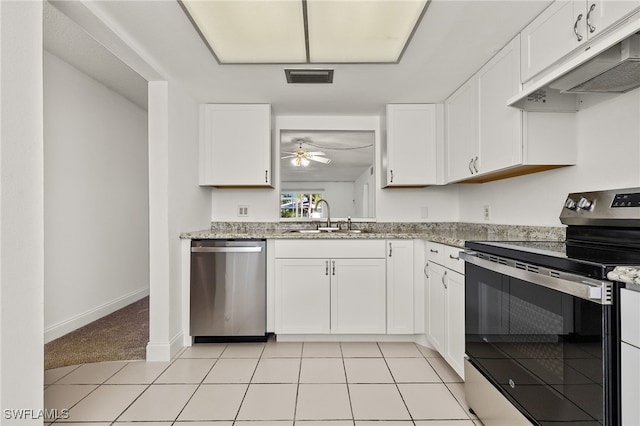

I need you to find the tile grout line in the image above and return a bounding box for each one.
[378,342,418,426]
[339,342,357,426]
[170,353,221,424]
[232,343,265,423]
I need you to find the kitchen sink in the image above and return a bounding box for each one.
[288,229,369,234]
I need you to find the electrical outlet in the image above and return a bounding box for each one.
[238,205,249,217]
[483,205,491,221]
[420,206,429,219]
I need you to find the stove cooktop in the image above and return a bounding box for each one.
[465,240,640,280]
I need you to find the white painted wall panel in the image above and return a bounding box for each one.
[43,52,149,341]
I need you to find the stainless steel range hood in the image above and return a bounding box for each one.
[549,34,640,93]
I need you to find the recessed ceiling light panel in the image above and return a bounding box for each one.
[307,0,428,63]
[180,0,307,64]
[180,0,428,64]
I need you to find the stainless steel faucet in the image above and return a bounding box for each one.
[315,199,331,228]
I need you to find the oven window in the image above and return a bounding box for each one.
[465,263,607,425]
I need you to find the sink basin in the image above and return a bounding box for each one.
[288,228,370,234]
[296,229,321,234]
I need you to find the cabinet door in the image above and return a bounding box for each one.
[520,1,584,82]
[622,342,640,426]
[445,79,477,183]
[477,36,523,176]
[331,259,386,334]
[426,262,446,354]
[275,258,330,334]
[200,104,271,187]
[385,104,438,186]
[386,240,415,334]
[587,0,640,39]
[445,270,465,379]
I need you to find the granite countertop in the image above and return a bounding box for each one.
[608,266,640,291]
[180,222,566,248]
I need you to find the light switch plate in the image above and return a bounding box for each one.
[483,205,491,221]
[238,205,249,217]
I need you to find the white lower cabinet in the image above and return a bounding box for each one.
[274,240,391,335]
[331,259,386,334]
[425,241,465,379]
[386,240,415,334]
[275,258,331,334]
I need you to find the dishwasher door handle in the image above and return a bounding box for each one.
[191,246,263,253]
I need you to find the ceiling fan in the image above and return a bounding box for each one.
[281,140,332,167]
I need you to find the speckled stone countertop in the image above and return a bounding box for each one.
[180,222,565,248]
[608,266,640,291]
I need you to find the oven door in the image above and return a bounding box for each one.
[463,258,618,426]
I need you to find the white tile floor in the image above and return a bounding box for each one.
[44,341,482,425]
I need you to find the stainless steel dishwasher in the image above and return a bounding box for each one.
[190,239,266,342]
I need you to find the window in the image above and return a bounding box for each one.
[280,192,324,219]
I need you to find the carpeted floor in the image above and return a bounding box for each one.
[44,296,148,370]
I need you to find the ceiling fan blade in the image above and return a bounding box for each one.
[282,151,296,155]
[306,151,326,156]
[310,155,331,164]
[281,155,295,159]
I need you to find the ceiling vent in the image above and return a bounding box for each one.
[285,69,334,84]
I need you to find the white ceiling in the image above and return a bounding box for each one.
[46,0,553,116]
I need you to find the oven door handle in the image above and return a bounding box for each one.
[460,251,613,305]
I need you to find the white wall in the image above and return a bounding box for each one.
[456,90,640,226]
[147,81,211,361]
[43,52,150,342]
[0,1,44,422]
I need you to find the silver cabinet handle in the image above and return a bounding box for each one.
[473,156,479,173]
[332,260,336,276]
[388,242,393,257]
[442,270,448,289]
[449,254,460,261]
[325,260,329,276]
[265,170,269,183]
[430,249,439,254]
[390,170,394,183]
[587,4,596,33]
[424,263,429,278]
[574,13,584,41]
[468,158,474,174]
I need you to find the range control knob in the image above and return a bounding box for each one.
[564,197,578,210]
[577,197,595,211]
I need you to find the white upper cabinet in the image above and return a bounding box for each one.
[199,104,272,187]
[521,0,640,83]
[477,37,523,174]
[384,104,441,187]
[445,80,477,183]
[445,35,576,184]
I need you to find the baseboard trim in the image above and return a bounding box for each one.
[44,287,149,343]
[146,331,184,362]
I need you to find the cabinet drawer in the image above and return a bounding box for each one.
[274,239,386,259]
[622,288,640,348]
[444,245,465,274]
[426,241,445,265]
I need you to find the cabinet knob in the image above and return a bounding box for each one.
[574,13,584,42]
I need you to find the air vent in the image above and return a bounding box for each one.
[285,69,334,84]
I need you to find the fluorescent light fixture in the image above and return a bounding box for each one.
[307,0,427,63]
[180,0,428,64]
[180,0,307,63]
